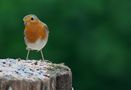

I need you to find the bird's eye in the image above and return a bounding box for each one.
[31,17,34,20]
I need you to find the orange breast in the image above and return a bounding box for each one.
[24,22,47,43]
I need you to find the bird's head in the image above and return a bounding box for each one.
[23,14,39,26]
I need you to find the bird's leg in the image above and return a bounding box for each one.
[26,50,30,60]
[40,50,44,61]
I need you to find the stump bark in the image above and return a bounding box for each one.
[0,59,72,90]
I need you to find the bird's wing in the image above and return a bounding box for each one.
[42,22,49,34]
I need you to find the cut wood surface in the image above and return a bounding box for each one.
[0,59,72,90]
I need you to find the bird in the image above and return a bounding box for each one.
[23,14,49,60]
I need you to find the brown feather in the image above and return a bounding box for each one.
[24,21,48,43]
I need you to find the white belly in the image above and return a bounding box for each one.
[25,38,48,51]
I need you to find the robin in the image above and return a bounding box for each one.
[23,14,49,60]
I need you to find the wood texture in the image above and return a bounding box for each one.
[0,59,72,90]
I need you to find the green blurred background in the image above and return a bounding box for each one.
[0,0,130,90]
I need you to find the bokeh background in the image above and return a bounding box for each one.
[0,0,130,90]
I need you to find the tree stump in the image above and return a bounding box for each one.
[0,59,72,90]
